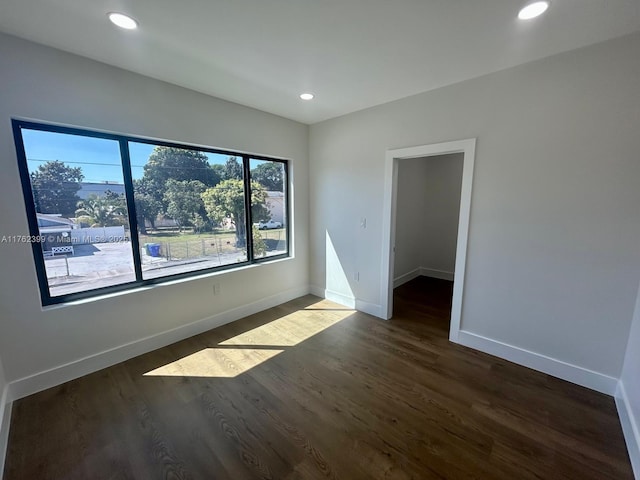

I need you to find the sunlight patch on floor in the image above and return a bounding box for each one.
[219,301,354,347]
[144,347,284,378]
[144,300,355,378]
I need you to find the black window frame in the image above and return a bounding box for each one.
[11,119,291,306]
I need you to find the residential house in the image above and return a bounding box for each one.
[36,213,77,253]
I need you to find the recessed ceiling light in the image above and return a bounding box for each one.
[518,1,550,20]
[108,12,138,30]
[300,93,314,101]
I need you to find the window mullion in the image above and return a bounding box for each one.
[242,155,254,262]
[119,140,143,281]
[284,161,290,258]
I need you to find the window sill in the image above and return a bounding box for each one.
[41,255,293,311]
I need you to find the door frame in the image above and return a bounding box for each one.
[380,138,476,342]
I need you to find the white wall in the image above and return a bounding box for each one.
[394,153,463,284]
[618,281,640,476]
[0,33,309,393]
[394,158,427,280]
[0,349,8,474]
[420,154,463,275]
[309,32,640,383]
[0,354,6,405]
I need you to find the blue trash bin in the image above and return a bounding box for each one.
[148,243,161,257]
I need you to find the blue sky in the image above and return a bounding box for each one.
[23,129,234,184]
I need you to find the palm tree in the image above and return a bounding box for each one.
[75,195,127,227]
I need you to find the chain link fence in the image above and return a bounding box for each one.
[148,230,285,261]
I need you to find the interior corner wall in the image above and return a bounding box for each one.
[618,281,640,475]
[0,353,6,404]
[309,32,640,381]
[0,348,8,474]
[394,158,427,282]
[0,33,310,392]
[394,153,463,285]
[419,154,463,276]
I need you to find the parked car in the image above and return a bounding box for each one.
[259,220,282,230]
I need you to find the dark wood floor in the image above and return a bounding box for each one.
[4,276,633,479]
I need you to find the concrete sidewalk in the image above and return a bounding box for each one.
[45,242,250,296]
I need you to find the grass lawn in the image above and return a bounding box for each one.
[139,229,236,244]
[138,228,285,260]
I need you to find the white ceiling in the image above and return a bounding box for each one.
[0,0,638,124]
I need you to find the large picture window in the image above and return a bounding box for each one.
[11,120,290,305]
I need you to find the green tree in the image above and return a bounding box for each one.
[75,195,127,227]
[30,160,84,216]
[252,225,267,258]
[251,162,284,192]
[201,179,270,247]
[211,164,226,182]
[141,146,220,204]
[191,213,207,234]
[104,190,127,209]
[223,157,243,181]
[163,179,206,232]
[133,178,162,234]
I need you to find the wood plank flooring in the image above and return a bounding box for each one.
[3,276,634,479]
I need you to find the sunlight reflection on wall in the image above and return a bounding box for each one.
[326,231,354,298]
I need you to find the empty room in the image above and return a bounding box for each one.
[0,1,639,478]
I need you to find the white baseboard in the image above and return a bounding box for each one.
[8,286,310,402]
[616,382,640,479]
[0,385,11,477]
[393,267,454,288]
[310,286,383,319]
[323,288,356,310]
[394,269,421,288]
[456,330,618,395]
[420,267,454,281]
[355,298,383,318]
[309,284,324,298]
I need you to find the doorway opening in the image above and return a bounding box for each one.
[392,152,463,333]
[393,276,456,337]
[380,139,476,343]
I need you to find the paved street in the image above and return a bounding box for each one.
[45,242,248,296]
